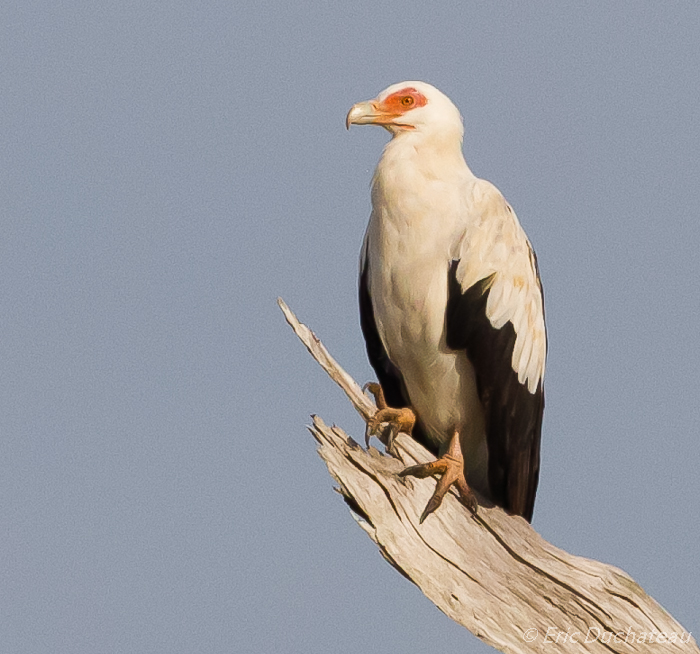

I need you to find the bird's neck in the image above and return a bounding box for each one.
[375,130,473,191]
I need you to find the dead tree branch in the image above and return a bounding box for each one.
[278,297,697,654]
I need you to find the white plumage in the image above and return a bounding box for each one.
[349,81,546,521]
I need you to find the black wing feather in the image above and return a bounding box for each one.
[445,260,544,521]
[359,260,435,455]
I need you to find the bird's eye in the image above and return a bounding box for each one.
[401,96,415,107]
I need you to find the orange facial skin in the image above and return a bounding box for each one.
[374,88,428,129]
[380,87,428,114]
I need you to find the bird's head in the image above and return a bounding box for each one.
[346,81,463,138]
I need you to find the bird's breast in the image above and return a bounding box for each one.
[365,190,482,438]
[367,204,451,358]
[363,166,488,490]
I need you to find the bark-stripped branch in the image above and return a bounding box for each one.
[278,297,697,654]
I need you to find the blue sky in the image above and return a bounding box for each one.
[1,2,698,652]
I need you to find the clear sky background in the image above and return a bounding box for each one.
[2,2,698,653]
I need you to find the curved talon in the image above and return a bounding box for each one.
[366,406,415,448]
[362,381,416,451]
[399,433,477,523]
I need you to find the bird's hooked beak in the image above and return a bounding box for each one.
[346,100,381,129]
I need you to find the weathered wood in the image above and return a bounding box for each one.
[278,298,697,654]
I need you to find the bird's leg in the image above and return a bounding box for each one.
[399,430,477,523]
[363,382,416,452]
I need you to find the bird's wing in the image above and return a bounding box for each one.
[359,236,435,455]
[446,180,546,520]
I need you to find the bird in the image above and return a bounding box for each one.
[347,81,546,523]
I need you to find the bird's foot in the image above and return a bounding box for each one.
[399,431,477,523]
[363,382,416,451]
[367,406,416,451]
